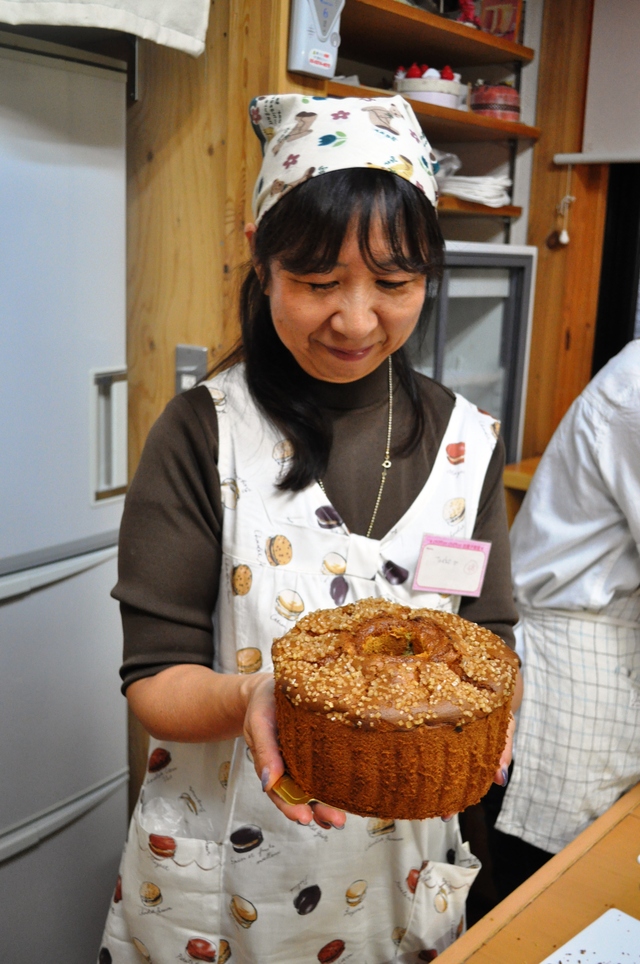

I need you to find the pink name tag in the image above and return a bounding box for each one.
[412,535,492,597]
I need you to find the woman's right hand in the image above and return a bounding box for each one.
[243,673,347,830]
[128,663,346,830]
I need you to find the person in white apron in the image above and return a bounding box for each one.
[489,341,640,897]
[99,94,520,964]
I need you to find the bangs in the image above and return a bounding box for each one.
[254,168,443,280]
[229,167,445,492]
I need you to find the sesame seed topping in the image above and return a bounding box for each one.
[271,598,518,730]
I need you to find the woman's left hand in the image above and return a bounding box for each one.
[493,711,515,787]
[243,673,347,830]
[493,666,522,788]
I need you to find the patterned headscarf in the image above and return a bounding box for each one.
[249,93,439,225]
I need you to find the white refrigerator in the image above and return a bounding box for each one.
[0,31,128,961]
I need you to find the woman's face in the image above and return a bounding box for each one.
[262,219,427,383]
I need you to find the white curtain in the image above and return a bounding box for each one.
[0,0,211,55]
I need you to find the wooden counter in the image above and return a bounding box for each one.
[439,782,640,963]
[503,456,541,528]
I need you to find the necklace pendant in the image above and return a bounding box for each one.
[381,458,392,470]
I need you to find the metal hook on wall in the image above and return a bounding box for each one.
[556,164,576,244]
[546,164,576,249]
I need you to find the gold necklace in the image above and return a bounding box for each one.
[317,356,393,539]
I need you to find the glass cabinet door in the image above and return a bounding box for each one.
[441,267,511,419]
[408,250,533,463]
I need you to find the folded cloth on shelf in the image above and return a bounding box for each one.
[437,174,512,207]
[0,0,211,56]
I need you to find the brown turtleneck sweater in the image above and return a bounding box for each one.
[115,363,517,691]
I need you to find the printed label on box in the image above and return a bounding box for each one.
[309,48,332,69]
[413,535,491,597]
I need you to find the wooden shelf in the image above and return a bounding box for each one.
[339,0,535,71]
[503,456,541,491]
[503,456,540,527]
[437,196,522,218]
[325,80,541,142]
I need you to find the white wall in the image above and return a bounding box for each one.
[582,0,640,159]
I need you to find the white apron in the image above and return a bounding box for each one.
[100,364,499,964]
[496,592,640,854]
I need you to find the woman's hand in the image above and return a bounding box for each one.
[243,674,347,830]
[493,667,522,788]
[493,711,516,787]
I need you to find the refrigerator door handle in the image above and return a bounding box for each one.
[92,368,128,502]
[0,767,128,865]
[0,545,117,603]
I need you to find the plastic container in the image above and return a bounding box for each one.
[470,84,520,122]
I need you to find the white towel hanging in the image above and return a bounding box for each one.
[0,0,211,56]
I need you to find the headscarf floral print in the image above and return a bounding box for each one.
[250,93,439,224]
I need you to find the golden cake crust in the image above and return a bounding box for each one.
[272,598,519,819]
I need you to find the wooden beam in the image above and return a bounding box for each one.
[522,0,608,458]
[126,2,230,475]
[552,163,609,426]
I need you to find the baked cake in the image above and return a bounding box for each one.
[271,598,519,819]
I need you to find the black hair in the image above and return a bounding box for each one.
[213,167,444,491]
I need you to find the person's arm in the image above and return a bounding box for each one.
[493,669,522,788]
[127,664,346,827]
[116,387,222,691]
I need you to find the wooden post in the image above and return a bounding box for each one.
[522,0,608,458]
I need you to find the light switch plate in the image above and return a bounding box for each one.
[175,344,209,394]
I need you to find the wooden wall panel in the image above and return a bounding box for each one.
[522,0,608,457]
[127,0,321,467]
[127,0,230,471]
[551,162,609,425]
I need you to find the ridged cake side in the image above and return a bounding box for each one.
[275,687,511,819]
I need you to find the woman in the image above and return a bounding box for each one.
[100,94,520,964]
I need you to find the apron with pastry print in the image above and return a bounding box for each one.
[101,364,499,964]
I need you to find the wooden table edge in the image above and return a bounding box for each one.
[437,781,640,963]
